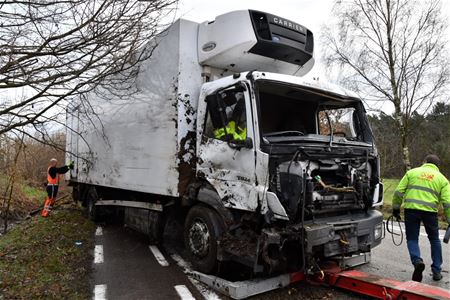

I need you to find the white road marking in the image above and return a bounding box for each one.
[174,285,195,300]
[171,253,222,300]
[170,253,192,270]
[93,284,107,300]
[149,245,169,267]
[94,245,104,264]
[95,226,103,236]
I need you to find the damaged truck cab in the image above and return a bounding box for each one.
[66,10,384,276]
[193,71,384,274]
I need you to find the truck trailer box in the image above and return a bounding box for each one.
[66,19,203,197]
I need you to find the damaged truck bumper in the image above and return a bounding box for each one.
[256,210,383,273]
[303,210,384,257]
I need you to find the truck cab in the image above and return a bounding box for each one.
[188,71,384,274]
[178,11,384,274]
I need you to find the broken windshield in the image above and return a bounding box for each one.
[318,107,357,139]
[256,81,372,144]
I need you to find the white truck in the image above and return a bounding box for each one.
[66,10,384,275]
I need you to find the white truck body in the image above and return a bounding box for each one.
[66,10,384,276]
[66,18,201,197]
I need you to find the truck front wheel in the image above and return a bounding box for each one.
[184,206,224,274]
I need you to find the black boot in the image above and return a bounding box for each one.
[412,260,425,282]
[432,272,443,281]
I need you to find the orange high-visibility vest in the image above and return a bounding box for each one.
[47,166,60,185]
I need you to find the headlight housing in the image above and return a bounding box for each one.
[374,222,383,240]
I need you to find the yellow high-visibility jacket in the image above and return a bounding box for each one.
[393,163,450,223]
[214,121,247,141]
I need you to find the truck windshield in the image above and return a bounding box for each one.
[318,107,357,139]
[256,81,371,144]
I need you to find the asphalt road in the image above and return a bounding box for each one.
[92,222,450,300]
[92,224,205,300]
[359,223,450,289]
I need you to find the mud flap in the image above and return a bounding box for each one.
[124,208,166,243]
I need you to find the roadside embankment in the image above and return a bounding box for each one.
[0,199,95,299]
[0,175,47,223]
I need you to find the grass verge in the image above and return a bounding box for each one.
[0,200,95,299]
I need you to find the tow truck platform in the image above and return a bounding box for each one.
[189,254,450,300]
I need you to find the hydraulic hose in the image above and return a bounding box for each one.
[386,215,404,246]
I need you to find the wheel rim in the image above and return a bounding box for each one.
[188,218,210,258]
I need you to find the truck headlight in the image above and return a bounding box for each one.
[374,223,383,240]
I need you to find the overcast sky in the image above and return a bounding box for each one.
[175,0,450,83]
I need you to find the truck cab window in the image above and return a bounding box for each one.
[318,107,357,138]
[204,90,247,142]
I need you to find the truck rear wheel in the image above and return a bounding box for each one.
[184,206,224,274]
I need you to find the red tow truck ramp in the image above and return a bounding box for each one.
[190,262,450,300]
[325,269,450,300]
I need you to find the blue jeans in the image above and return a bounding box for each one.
[405,209,442,273]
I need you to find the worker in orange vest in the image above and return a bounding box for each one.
[41,158,74,217]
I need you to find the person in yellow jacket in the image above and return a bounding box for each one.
[214,120,247,141]
[214,92,247,142]
[393,154,450,282]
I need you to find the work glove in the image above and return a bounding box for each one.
[67,161,75,170]
[393,208,401,221]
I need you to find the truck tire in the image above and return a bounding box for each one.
[184,206,224,274]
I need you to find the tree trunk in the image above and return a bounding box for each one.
[3,136,25,234]
[394,109,412,172]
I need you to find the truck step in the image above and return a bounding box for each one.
[189,270,305,299]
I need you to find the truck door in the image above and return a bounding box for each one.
[197,81,258,212]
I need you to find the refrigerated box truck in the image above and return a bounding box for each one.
[66,10,384,275]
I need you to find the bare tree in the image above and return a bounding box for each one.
[0,0,178,136]
[1,133,24,233]
[322,0,450,171]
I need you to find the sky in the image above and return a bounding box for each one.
[2,0,449,120]
[175,0,450,96]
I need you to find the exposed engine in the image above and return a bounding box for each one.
[251,154,383,274]
[271,156,375,221]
